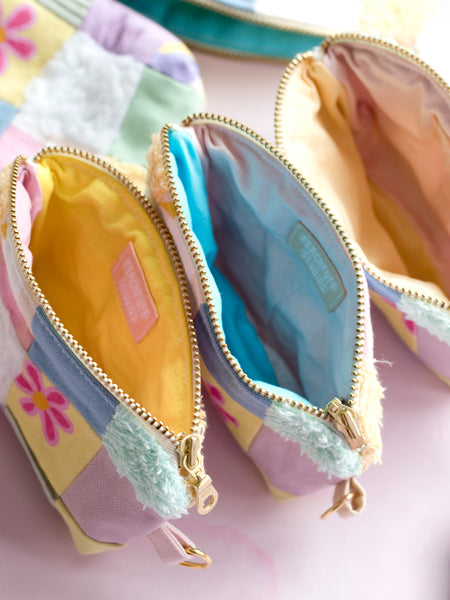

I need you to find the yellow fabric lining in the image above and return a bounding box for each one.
[282,50,450,301]
[30,156,193,435]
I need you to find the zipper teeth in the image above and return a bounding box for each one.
[364,264,450,310]
[324,33,450,94]
[274,52,312,152]
[162,114,367,411]
[9,147,204,447]
[180,0,334,37]
[274,34,450,312]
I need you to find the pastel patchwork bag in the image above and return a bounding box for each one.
[0,0,203,169]
[0,148,218,567]
[275,34,450,384]
[147,114,384,511]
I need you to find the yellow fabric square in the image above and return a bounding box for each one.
[0,0,74,106]
[7,358,102,495]
[201,359,263,452]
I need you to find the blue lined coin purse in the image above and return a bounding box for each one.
[147,114,384,511]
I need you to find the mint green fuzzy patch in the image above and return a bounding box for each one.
[103,404,190,519]
[265,402,362,479]
[397,295,450,345]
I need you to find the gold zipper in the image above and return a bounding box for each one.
[274,33,450,314]
[322,33,450,94]
[159,114,367,451]
[274,50,315,155]
[8,148,217,514]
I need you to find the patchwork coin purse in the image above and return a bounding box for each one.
[147,114,383,507]
[0,149,218,567]
[275,34,450,384]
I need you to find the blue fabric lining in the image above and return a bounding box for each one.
[169,129,279,386]
[168,124,358,410]
[194,304,310,418]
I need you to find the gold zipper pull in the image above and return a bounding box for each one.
[191,473,218,515]
[178,434,218,515]
[326,398,365,451]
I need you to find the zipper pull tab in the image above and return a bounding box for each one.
[191,473,218,516]
[178,434,219,515]
[326,398,365,451]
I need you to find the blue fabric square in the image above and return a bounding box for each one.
[0,100,17,135]
[29,307,118,437]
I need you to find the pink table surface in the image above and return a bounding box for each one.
[1,47,450,600]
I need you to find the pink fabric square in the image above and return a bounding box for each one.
[417,325,450,379]
[0,125,42,169]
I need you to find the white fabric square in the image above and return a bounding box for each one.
[15,32,143,155]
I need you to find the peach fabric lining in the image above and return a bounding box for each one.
[281,42,450,301]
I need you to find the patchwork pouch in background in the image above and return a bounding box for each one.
[275,34,450,385]
[120,0,438,61]
[148,114,383,512]
[0,0,204,169]
[0,149,218,567]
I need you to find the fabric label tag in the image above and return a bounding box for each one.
[112,242,159,343]
[287,221,346,312]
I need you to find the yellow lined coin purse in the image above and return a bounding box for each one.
[275,34,450,385]
[147,115,384,510]
[0,149,217,567]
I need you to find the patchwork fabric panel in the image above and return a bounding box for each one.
[200,359,263,453]
[371,286,450,383]
[7,358,103,495]
[2,312,188,548]
[0,0,74,106]
[0,0,204,168]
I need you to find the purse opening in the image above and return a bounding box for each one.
[280,42,450,300]
[168,124,361,410]
[16,155,194,435]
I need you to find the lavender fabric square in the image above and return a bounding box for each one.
[248,425,339,496]
[62,447,164,545]
[80,0,200,84]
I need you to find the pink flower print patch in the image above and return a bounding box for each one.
[15,360,74,446]
[0,3,37,74]
[202,380,239,427]
[384,298,417,335]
